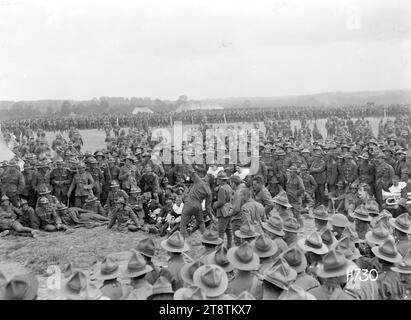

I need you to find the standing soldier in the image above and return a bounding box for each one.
[357,153,375,194]
[87,157,105,201]
[32,160,52,197]
[101,157,120,206]
[213,171,233,249]
[286,165,305,227]
[0,159,25,207]
[374,153,395,207]
[310,147,327,206]
[325,149,338,195]
[118,155,138,195]
[341,153,358,185]
[394,150,407,182]
[67,163,95,208]
[50,159,71,205]
[273,149,287,189]
[21,161,36,208]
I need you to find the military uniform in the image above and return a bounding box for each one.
[286,174,305,225]
[325,157,338,194]
[140,172,160,194]
[22,166,37,207]
[118,164,138,194]
[83,200,106,216]
[19,206,40,229]
[375,162,395,206]
[32,169,52,196]
[88,167,105,200]
[310,157,326,205]
[106,189,129,213]
[50,166,71,204]
[35,205,65,231]
[1,167,25,207]
[69,171,95,207]
[342,159,358,184]
[107,205,139,231]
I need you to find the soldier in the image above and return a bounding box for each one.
[32,160,52,197]
[286,165,305,227]
[310,147,327,206]
[374,153,395,207]
[0,159,25,207]
[357,153,375,191]
[50,159,71,204]
[119,155,138,194]
[67,163,95,208]
[82,194,106,216]
[101,157,120,206]
[325,149,338,195]
[19,198,40,229]
[105,181,129,214]
[35,197,67,232]
[299,164,316,213]
[107,197,139,232]
[140,166,160,195]
[252,175,274,216]
[87,157,105,200]
[394,150,407,182]
[213,171,233,249]
[383,148,396,168]
[341,153,358,185]
[273,149,287,189]
[0,195,38,237]
[21,161,36,208]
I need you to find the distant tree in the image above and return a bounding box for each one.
[61,101,72,115]
[176,95,188,106]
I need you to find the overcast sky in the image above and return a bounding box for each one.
[0,0,410,101]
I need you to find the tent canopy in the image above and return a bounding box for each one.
[0,137,16,162]
[132,107,153,114]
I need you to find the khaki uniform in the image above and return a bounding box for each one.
[1,168,25,207]
[50,167,71,204]
[69,171,95,207]
[107,205,139,231]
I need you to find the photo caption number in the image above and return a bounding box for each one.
[202,305,252,315]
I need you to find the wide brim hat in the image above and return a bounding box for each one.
[174,286,205,300]
[297,238,329,255]
[280,247,308,274]
[201,233,223,246]
[160,232,189,253]
[316,259,356,279]
[205,251,234,273]
[365,230,394,247]
[61,272,102,300]
[0,273,38,300]
[261,221,285,237]
[180,261,204,285]
[193,265,228,298]
[389,217,411,234]
[234,229,258,239]
[349,206,372,222]
[273,198,293,208]
[371,243,402,264]
[251,237,279,258]
[121,262,153,279]
[227,246,260,271]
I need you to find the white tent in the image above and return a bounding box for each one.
[0,138,15,162]
[132,107,153,114]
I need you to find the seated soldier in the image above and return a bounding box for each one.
[35,197,67,232]
[82,194,106,216]
[128,187,145,226]
[105,181,129,215]
[0,195,38,237]
[57,203,109,227]
[19,198,40,229]
[107,197,139,232]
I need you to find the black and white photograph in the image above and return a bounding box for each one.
[0,0,411,304]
